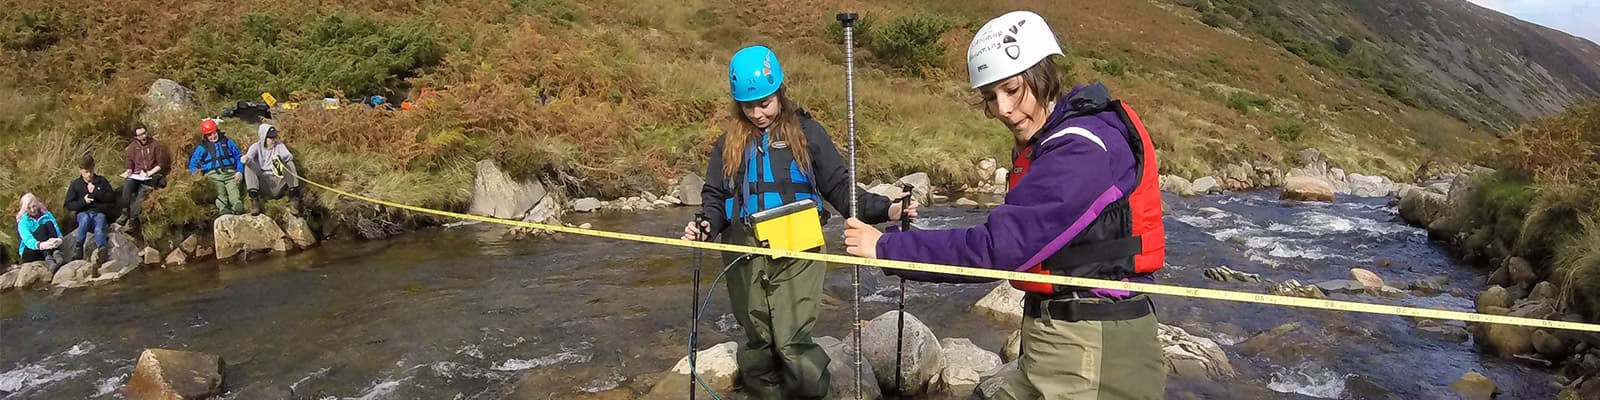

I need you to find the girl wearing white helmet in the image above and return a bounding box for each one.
[845,10,1169,399]
[683,44,917,399]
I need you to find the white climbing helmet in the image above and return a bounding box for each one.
[967,10,1064,89]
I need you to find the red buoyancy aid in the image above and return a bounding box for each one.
[1007,100,1166,295]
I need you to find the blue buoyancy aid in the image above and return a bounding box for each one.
[725,130,824,222]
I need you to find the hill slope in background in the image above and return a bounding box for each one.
[0,0,1592,244]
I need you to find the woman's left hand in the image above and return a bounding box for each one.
[888,195,919,221]
[843,218,882,259]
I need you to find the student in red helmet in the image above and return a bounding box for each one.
[844,10,1168,399]
[187,119,246,215]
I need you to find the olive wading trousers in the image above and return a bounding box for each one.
[722,225,831,399]
[991,295,1167,400]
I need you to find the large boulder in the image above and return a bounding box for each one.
[1350,268,1385,291]
[1159,324,1236,379]
[98,232,143,280]
[164,249,187,267]
[280,214,317,249]
[51,260,95,287]
[938,338,1002,393]
[213,214,291,260]
[1532,329,1572,359]
[141,247,161,265]
[1482,324,1534,357]
[1506,257,1537,289]
[895,173,933,206]
[1428,173,1484,238]
[1450,370,1496,400]
[1346,173,1395,197]
[1160,175,1195,196]
[572,198,602,213]
[1398,189,1448,227]
[512,194,565,237]
[645,341,739,399]
[971,284,1025,326]
[678,173,706,206]
[124,348,224,400]
[816,336,884,400]
[1281,176,1336,202]
[1220,162,1254,190]
[142,79,196,118]
[0,262,52,290]
[1528,281,1559,302]
[1315,279,1367,294]
[1191,176,1220,194]
[1476,286,1511,313]
[862,311,945,396]
[468,160,549,220]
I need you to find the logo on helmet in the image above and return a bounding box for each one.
[1003,19,1027,60]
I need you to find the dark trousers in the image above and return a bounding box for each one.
[20,223,60,263]
[120,177,160,227]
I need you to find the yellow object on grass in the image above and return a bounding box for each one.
[749,199,824,258]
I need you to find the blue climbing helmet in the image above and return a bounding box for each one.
[728,45,785,102]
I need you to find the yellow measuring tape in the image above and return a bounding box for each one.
[280,163,1600,333]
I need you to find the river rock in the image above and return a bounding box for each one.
[972,284,1024,325]
[124,348,223,400]
[1,262,52,290]
[1529,281,1559,302]
[467,160,548,220]
[956,198,981,209]
[1533,329,1571,359]
[973,362,1019,400]
[1203,266,1261,283]
[1269,280,1325,299]
[992,168,1008,187]
[164,249,187,266]
[179,234,201,255]
[1349,268,1385,290]
[677,173,705,206]
[1398,188,1448,227]
[896,172,933,205]
[572,198,602,213]
[1451,371,1497,400]
[1315,279,1366,294]
[98,232,143,279]
[1507,257,1537,289]
[1483,324,1534,357]
[1406,276,1447,295]
[513,194,564,237]
[1159,324,1236,379]
[213,214,290,260]
[140,247,161,265]
[939,338,1002,392]
[1509,300,1558,320]
[862,311,944,396]
[1488,265,1511,287]
[52,260,94,287]
[1476,286,1510,313]
[867,183,903,200]
[1221,162,1253,190]
[1003,330,1021,363]
[646,341,739,399]
[281,214,317,249]
[143,79,196,117]
[1160,175,1196,196]
[977,158,997,180]
[1192,176,1220,194]
[1346,174,1395,197]
[1281,176,1336,202]
[816,336,884,399]
[1413,324,1470,343]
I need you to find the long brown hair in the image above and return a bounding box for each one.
[719,87,811,180]
[979,56,1065,119]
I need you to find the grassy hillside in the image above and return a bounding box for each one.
[0,0,1512,247]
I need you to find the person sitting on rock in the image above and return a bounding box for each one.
[16,193,65,270]
[119,122,171,236]
[187,119,246,215]
[64,155,115,261]
[241,124,304,215]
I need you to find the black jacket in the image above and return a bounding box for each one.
[65,174,117,215]
[700,109,892,235]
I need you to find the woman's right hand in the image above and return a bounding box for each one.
[681,220,712,241]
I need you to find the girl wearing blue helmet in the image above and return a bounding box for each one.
[681,44,917,398]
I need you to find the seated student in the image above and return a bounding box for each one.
[64,155,115,260]
[16,193,65,269]
[241,124,305,214]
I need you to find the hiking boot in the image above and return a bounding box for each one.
[249,190,266,216]
[289,190,306,216]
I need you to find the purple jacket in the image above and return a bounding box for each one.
[877,84,1140,284]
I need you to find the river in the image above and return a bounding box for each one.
[0,191,1558,399]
